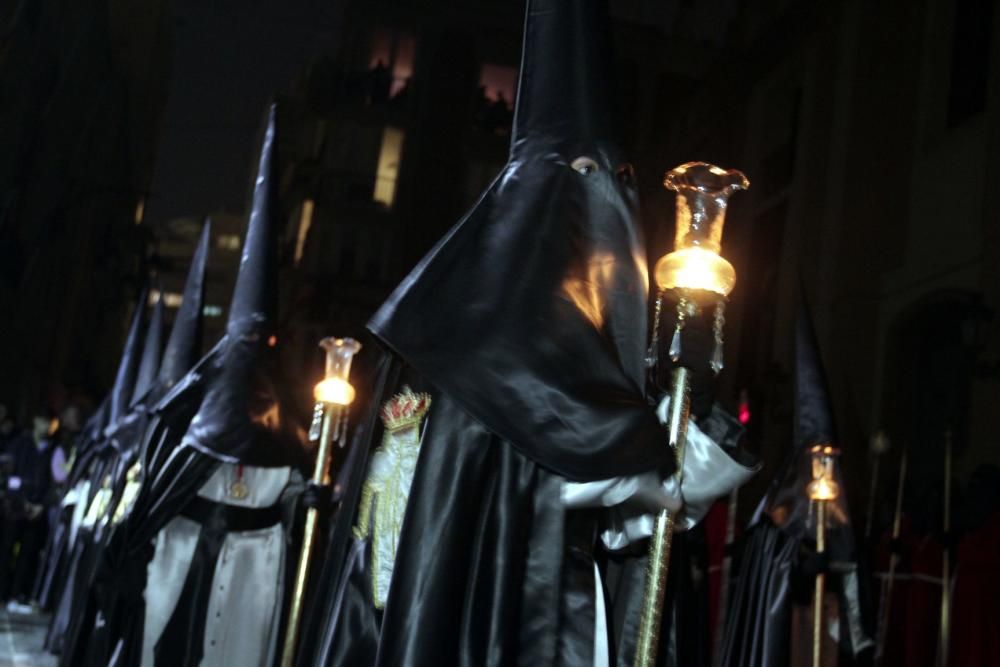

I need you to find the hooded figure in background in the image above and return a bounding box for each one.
[34,393,111,611]
[45,285,148,652]
[59,221,213,667]
[130,105,308,667]
[53,291,167,664]
[296,2,755,665]
[720,295,874,666]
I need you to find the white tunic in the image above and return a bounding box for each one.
[142,463,292,667]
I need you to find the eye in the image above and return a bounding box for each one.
[617,164,636,188]
[571,156,599,176]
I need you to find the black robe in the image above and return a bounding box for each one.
[297,0,699,662]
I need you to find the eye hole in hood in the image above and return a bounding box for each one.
[571,156,599,175]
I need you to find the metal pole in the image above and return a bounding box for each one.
[875,448,907,665]
[280,403,342,667]
[711,487,739,667]
[813,499,827,667]
[865,452,881,541]
[634,366,691,667]
[939,431,952,667]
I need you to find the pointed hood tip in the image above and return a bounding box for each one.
[158,218,212,387]
[108,285,149,426]
[130,290,166,407]
[794,288,837,449]
[511,0,620,154]
[180,103,293,466]
[226,103,280,338]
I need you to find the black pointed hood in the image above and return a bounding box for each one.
[758,289,853,543]
[369,0,670,481]
[83,395,111,444]
[794,291,837,448]
[130,291,165,407]
[226,111,279,339]
[730,291,873,664]
[157,219,211,389]
[107,287,148,429]
[181,105,302,466]
[510,0,621,159]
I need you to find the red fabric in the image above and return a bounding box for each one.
[705,498,731,660]
[876,518,943,667]
[950,512,1000,666]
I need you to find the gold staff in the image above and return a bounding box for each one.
[280,337,361,667]
[939,430,952,667]
[635,162,748,667]
[865,430,890,541]
[875,447,907,666]
[807,445,841,667]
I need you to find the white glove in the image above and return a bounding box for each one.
[560,395,758,551]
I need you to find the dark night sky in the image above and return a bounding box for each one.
[145,0,341,230]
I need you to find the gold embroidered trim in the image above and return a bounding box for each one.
[111,462,142,525]
[83,476,113,527]
[352,386,431,609]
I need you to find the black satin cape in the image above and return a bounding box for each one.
[299,1,678,663]
[300,351,606,667]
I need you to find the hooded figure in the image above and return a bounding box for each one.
[296,3,755,665]
[44,286,148,652]
[130,105,308,667]
[33,394,109,611]
[57,222,213,667]
[719,293,874,666]
[52,292,166,665]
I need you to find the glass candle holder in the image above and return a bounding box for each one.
[654,162,749,296]
[314,337,362,405]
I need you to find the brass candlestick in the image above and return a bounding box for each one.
[807,445,840,667]
[280,337,361,667]
[635,163,748,667]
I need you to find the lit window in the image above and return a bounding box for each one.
[217,234,241,251]
[374,127,404,207]
[148,289,183,308]
[369,27,416,102]
[203,305,223,317]
[294,199,315,267]
[478,64,516,109]
[475,64,517,134]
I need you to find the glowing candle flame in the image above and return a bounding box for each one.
[808,476,839,501]
[314,377,356,406]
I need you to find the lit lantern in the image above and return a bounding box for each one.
[313,338,361,406]
[654,162,748,296]
[806,444,840,667]
[807,445,841,503]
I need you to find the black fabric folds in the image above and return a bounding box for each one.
[373,390,567,667]
[718,518,797,666]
